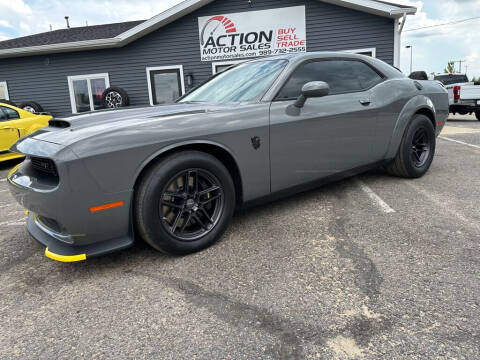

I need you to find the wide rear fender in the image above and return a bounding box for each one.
[385,95,436,159]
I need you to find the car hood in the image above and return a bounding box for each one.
[25,103,234,146]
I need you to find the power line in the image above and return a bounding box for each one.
[404,16,480,32]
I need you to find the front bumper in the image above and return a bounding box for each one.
[8,145,135,262]
[27,214,133,261]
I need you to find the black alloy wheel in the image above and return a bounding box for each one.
[160,169,224,241]
[385,114,436,178]
[410,127,431,168]
[135,150,235,255]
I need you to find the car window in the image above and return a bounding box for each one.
[276,60,384,100]
[434,74,469,85]
[179,59,288,103]
[0,109,6,121]
[1,106,20,120]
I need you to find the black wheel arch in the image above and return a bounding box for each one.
[415,107,436,129]
[133,142,244,208]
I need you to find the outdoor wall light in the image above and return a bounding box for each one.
[186,73,194,87]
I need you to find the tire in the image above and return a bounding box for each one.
[135,150,235,255]
[408,71,428,80]
[20,101,44,113]
[102,87,129,109]
[0,99,17,107]
[476,112,480,121]
[386,114,436,178]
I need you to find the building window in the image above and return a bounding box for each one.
[146,66,185,106]
[67,73,110,113]
[342,48,377,58]
[0,81,9,100]
[212,61,244,74]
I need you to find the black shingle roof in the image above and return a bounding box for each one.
[0,20,144,50]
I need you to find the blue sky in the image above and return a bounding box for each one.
[0,0,479,78]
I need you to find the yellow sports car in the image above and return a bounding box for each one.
[0,103,51,162]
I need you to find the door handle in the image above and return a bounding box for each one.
[359,99,371,106]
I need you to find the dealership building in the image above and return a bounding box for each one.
[0,0,416,117]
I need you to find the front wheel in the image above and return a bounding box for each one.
[475,111,480,121]
[386,114,436,178]
[134,151,235,255]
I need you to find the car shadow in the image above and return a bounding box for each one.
[6,166,395,286]
[55,167,393,275]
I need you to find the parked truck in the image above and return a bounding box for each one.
[433,74,480,120]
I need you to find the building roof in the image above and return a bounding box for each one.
[0,21,144,50]
[0,0,416,59]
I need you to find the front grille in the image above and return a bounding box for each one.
[30,157,58,176]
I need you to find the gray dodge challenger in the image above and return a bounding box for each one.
[8,52,448,262]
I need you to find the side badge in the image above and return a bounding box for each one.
[251,136,261,150]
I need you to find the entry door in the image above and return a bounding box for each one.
[269,59,384,192]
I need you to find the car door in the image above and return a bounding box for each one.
[269,59,385,192]
[0,107,21,153]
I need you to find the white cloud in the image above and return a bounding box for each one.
[0,0,182,34]
[0,20,12,28]
[391,0,480,77]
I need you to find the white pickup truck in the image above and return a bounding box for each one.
[433,74,480,120]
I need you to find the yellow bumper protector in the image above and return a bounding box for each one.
[45,248,86,262]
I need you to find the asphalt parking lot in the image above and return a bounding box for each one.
[0,115,479,360]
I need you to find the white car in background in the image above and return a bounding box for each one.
[433,74,480,120]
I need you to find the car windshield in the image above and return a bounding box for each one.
[179,59,288,103]
[434,74,469,85]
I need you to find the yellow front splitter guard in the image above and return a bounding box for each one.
[45,248,86,262]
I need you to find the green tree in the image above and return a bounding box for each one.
[444,61,455,74]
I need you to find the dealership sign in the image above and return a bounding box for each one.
[198,6,306,62]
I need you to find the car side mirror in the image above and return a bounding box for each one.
[294,81,330,108]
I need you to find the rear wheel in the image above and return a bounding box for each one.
[475,111,480,121]
[20,101,44,113]
[135,151,235,255]
[386,114,436,178]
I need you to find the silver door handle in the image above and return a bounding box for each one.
[359,99,371,106]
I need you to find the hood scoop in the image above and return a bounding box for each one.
[48,119,71,128]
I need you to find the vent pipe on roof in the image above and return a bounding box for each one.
[65,16,70,29]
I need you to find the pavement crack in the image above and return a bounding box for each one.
[131,270,395,359]
[331,216,383,305]
[132,271,308,359]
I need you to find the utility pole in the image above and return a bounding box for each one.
[405,45,413,74]
[453,59,466,73]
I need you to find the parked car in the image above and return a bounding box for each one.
[0,103,51,162]
[7,52,448,262]
[433,74,480,120]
